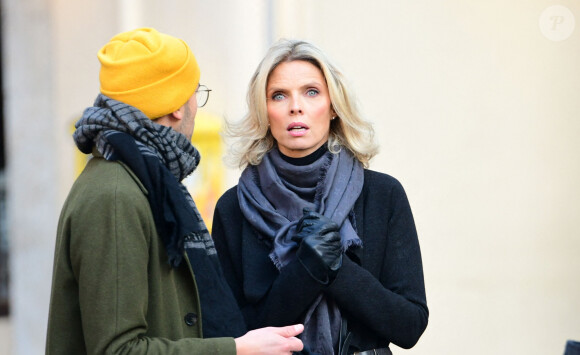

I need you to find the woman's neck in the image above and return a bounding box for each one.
[278,144,328,166]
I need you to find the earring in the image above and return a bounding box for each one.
[331,116,337,120]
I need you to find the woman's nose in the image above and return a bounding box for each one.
[289,96,302,115]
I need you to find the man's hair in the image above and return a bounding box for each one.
[224,39,378,169]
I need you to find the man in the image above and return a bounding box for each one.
[46,27,304,354]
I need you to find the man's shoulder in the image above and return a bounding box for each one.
[68,156,148,203]
[84,156,144,187]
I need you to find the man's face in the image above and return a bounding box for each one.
[177,93,198,141]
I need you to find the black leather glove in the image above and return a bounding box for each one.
[292,209,343,284]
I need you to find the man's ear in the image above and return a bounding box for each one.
[171,106,185,121]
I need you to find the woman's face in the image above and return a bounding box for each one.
[266,60,334,158]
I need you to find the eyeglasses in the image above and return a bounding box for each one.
[196,84,212,107]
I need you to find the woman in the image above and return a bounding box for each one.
[212,39,428,355]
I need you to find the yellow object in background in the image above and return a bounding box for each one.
[185,111,224,232]
[72,120,90,179]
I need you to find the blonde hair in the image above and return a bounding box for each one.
[224,39,378,169]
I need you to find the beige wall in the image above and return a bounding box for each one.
[2,0,579,354]
[274,1,580,354]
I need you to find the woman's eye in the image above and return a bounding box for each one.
[272,93,285,101]
[306,89,319,97]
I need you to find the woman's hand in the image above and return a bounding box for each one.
[293,209,343,284]
[235,324,304,355]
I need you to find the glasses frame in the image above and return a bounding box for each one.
[196,84,212,107]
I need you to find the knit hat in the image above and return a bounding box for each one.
[98,27,200,119]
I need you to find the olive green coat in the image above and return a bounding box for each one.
[46,155,236,354]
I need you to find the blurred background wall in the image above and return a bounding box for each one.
[0,0,579,354]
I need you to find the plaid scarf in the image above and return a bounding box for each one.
[74,94,246,338]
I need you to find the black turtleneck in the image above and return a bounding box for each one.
[278,143,328,166]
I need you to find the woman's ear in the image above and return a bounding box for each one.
[330,106,337,118]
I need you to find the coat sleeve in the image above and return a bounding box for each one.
[66,163,235,355]
[212,188,325,330]
[255,258,325,327]
[326,176,428,349]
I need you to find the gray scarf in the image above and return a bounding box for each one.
[238,146,364,354]
[75,95,199,181]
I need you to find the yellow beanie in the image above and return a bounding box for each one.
[98,27,200,119]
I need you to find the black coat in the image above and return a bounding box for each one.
[212,169,428,352]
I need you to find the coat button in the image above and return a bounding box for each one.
[184,312,198,326]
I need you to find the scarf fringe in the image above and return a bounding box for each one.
[313,151,335,210]
[269,253,284,271]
